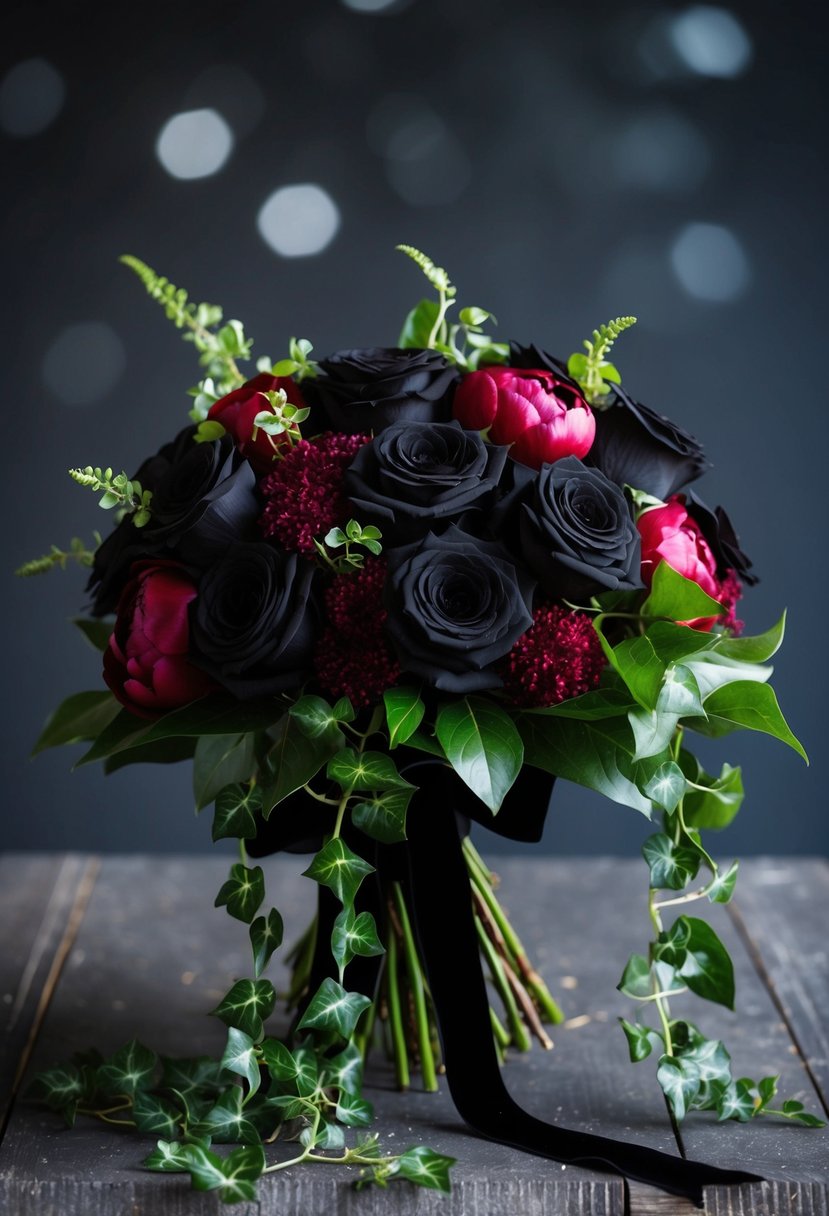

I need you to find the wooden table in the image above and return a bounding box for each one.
[1,854,826,1215]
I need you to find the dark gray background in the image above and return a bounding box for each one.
[2,0,826,857]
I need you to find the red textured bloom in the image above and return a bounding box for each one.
[717,569,744,635]
[501,604,605,708]
[314,559,400,708]
[259,432,370,554]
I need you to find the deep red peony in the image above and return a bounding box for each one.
[103,563,215,717]
[452,366,595,469]
[208,373,307,473]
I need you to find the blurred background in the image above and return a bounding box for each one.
[2,0,826,857]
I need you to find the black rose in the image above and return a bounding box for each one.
[685,491,757,585]
[383,524,535,693]
[510,341,708,499]
[514,456,642,600]
[302,347,458,434]
[344,421,508,543]
[190,543,318,698]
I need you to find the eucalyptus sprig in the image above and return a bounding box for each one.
[68,467,153,527]
[315,519,383,573]
[567,316,637,404]
[120,256,252,411]
[15,534,101,577]
[396,245,508,370]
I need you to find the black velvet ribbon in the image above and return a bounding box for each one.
[249,757,761,1206]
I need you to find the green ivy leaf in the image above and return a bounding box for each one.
[700,682,808,762]
[351,788,412,843]
[192,1086,261,1144]
[657,1054,701,1122]
[716,1078,755,1122]
[383,687,426,748]
[159,1056,223,1098]
[220,1027,261,1099]
[642,832,700,889]
[250,908,284,977]
[707,860,739,904]
[323,1043,364,1096]
[599,632,666,710]
[184,1143,265,1202]
[260,712,340,816]
[642,763,687,813]
[297,978,372,1040]
[214,863,265,924]
[292,1047,319,1097]
[619,1018,660,1062]
[303,839,375,907]
[335,1089,374,1127]
[628,707,680,761]
[211,979,276,1042]
[396,1145,456,1193]
[193,734,255,812]
[303,1118,346,1150]
[143,1139,192,1172]
[326,749,413,791]
[658,664,706,718]
[436,696,523,814]
[675,917,735,1009]
[97,1040,157,1096]
[132,1091,182,1138]
[29,1064,84,1112]
[290,694,350,742]
[32,691,121,755]
[212,784,263,842]
[259,1039,299,1084]
[642,562,723,622]
[680,755,744,829]
[618,954,652,999]
[331,908,385,972]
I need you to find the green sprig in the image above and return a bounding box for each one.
[567,315,637,404]
[68,466,153,526]
[16,534,101,577]
[315,519,383,573]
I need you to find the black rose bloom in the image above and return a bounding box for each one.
[88,428,260,617]
[303,347,458,434]
[190,542,319,698]
[685,491,757,585]
[587,383,708,500]
[510,455,642,601]
[383,524,535,693]
[344,420,508,543]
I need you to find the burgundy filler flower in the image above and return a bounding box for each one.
[103,563,215,718]
[501,604,606,708]
[208,373,308,474]
[314,559,400,708]
[452,366,595,469]
[259,432,370,554]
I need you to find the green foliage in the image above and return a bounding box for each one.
[211,979,276,1041]
[297,977,372,1040]
[68,466,153,526]
[97,1040,158,1096]
[383,686,425,748]
[303,839,375,907]
[32,691,121,755]
[265,336,319,382]
[16,535,100,577]
[567,315,637,404]
[249,909,284,977]
[436,696,524,814]
[315,519,383,572]
[211,783,262,842]
[351,788,412,843]
[214,863,265,924]
[194,734,256,812]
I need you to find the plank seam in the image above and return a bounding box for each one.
[727,894,829,1120]
[0,855,100,1146]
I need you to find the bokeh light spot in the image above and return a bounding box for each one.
[669,7,752,78]
[0,57,65,137]
[341,0,412,11]
[156,108,234,180]
[42,323,126,406]
[610,110,710,192]
[670,223,750,301]
[257,184,341,257]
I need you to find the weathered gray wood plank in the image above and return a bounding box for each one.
[728,859,829,1111]
[0,853,97,1141]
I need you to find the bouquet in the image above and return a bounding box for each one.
[21,246,822,1205]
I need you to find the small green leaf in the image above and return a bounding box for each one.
[642,832,700,889]
[220,1027,261,1098]
[292,1047,319,1097]
[676,917,735,1009]
[132,1091,182,1138]
[351,788,412,843]
[618,953,652,999]
[302,839,375,907]
[193,420,227,443]
[436,696,523,814]
[143,1139,191,1172]
[323,1043,363,1096]
[32,691,121,755]
[701,682,808,762]
[642,763,687,814]
[211,784,262,842]
[383,686,426,748]
[326,749,413,792]
[642,561,723,622]
[259,1039,299,1083]
[249,908,284,977]
[193,1087,261,1144]
[211,979,276,1042]
[29,1064,84,1111]
[159,1056,223,1098]
[194,734,256,812]
[657,1054,701,1122]
[681,755,744,829]
[717,1078,755,1122]
[714,611,786,663]
[619,1018,659,1062]
[396,1145,456,1193]
[707,860,739,904]
[290,694,349,743]
[97,1040,157,1096]
[297,978,372,1040]
[398,298,440,348]
[335,1090,374,1127]
[260,712,340,815]
[214,862,265,924]
[331,908,384,972]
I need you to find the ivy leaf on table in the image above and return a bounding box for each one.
[211,979,276,1042]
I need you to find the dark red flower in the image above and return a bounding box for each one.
[501,604,605,708]
[314,559,400,708]
[103,563,215,718]
[259,432,370,554]
[208,373,307,474]
[452,366,595,469]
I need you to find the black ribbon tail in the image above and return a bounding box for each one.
[401,788,763,1207]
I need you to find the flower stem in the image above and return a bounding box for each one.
[392,883,438,1091]
[475,917,532,1052]
[385,924,410,1091]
